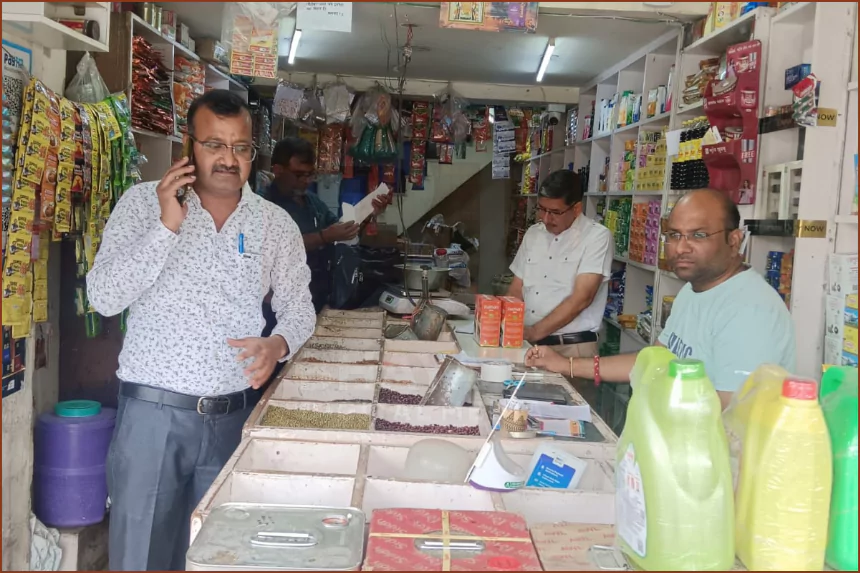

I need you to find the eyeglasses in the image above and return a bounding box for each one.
[664,230,727,244]
[192,137,257,162]
[536,203,576,217]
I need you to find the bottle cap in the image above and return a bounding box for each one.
[54,400,101,417]
[782,377,818,400]
[668,359,706,379]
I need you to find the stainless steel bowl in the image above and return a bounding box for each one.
[395,264,450,291]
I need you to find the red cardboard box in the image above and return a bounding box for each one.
[474,294,502,347]
[363,509,543,571]
[498,296,526,348]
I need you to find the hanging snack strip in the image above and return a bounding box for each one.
[131,36,174,136]
[317,123,344,174]
[174,56,205,135]
[3,77,132,339]
[409,102,430,189]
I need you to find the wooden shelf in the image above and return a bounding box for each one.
[772,2,815,26]
[2,13,108,52]
[683,8,767,56]
[130,13,198,61]
[603,317,649,347]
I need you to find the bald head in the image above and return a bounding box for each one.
[673,189,741,232]
[666,188,745,292]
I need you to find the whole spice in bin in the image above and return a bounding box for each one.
[378,387,422,405]
[261,406,370,430]
[131,37,174,135]
[374,419,479,435]
[364,509,543,571]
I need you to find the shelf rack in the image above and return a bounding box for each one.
[92,11,248,183]
[567,27,683,352]
[1,2,111,53]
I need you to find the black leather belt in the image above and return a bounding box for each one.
[535,331,598,347]
[119,382,262,416]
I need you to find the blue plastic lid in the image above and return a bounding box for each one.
[54,400,101,417]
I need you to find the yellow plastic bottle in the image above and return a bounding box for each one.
[617,353,734,571]
[735,377,833,571]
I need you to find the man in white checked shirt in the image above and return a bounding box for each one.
[86,90,315,571]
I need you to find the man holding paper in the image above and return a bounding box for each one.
[265,137,391,314]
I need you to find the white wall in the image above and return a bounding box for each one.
[2,37,66,572]
[379,145,492,233]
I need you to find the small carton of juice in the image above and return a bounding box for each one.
[499,296,526,348]
[474,294,501,347]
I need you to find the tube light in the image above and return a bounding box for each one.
[536,38,555,83]
[288,29,302,65]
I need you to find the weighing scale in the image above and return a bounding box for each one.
[379,284,470,316]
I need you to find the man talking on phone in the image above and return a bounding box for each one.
[265,136,392,313]
[87,90,315,571]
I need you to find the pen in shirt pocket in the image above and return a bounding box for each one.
[238,233,261,258]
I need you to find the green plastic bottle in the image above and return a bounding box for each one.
[820,366,858,571]
[617,352,734,571]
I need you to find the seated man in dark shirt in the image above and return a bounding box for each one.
[264,137,390,330]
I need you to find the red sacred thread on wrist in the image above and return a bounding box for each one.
[594,355,601,387]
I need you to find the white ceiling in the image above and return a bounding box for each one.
[166,2,682,87]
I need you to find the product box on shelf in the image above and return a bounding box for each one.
[363,509,543,571]
[784,63,812,90]
[499,296,525,348]
[825,335,843,368]
[474,295,502,347]
[828,253,858,295]
[844,325,858,355]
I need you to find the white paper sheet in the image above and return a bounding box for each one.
[340,183,391,225]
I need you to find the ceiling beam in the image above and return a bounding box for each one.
[268,72,580,104]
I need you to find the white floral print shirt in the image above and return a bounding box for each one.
[86,181,315,396]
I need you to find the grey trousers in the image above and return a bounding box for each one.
[106,390,256,571]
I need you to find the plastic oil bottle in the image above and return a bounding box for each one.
[820,366,858,571]
[616,352,734,571]
[735,377,832,571]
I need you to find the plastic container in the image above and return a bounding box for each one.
[33,400,116,527]
[616,355,734,571]
[735,377,832,571]
[820,366,858,571]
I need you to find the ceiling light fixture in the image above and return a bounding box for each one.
[536,38,555,83]
[288,29,302,65]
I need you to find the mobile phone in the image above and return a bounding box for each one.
[177,138,194,206]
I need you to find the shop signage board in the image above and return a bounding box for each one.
[297,2,353,33]
[439,2,539,33]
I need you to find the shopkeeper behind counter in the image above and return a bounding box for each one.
[264,137,392,315]
[526,189,797,409]
[507,169,613,359]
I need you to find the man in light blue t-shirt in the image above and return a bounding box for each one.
[526,189,796,409]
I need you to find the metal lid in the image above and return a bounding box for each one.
[187,504,366,571]
[54,400,101,417]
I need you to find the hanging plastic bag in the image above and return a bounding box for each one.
[323,83,352,124]
[65,53,109,104]
[273,81,304,119]
[434,85,471,143]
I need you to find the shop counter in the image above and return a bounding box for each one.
[190,436,616,547]
[202,310,619,553]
